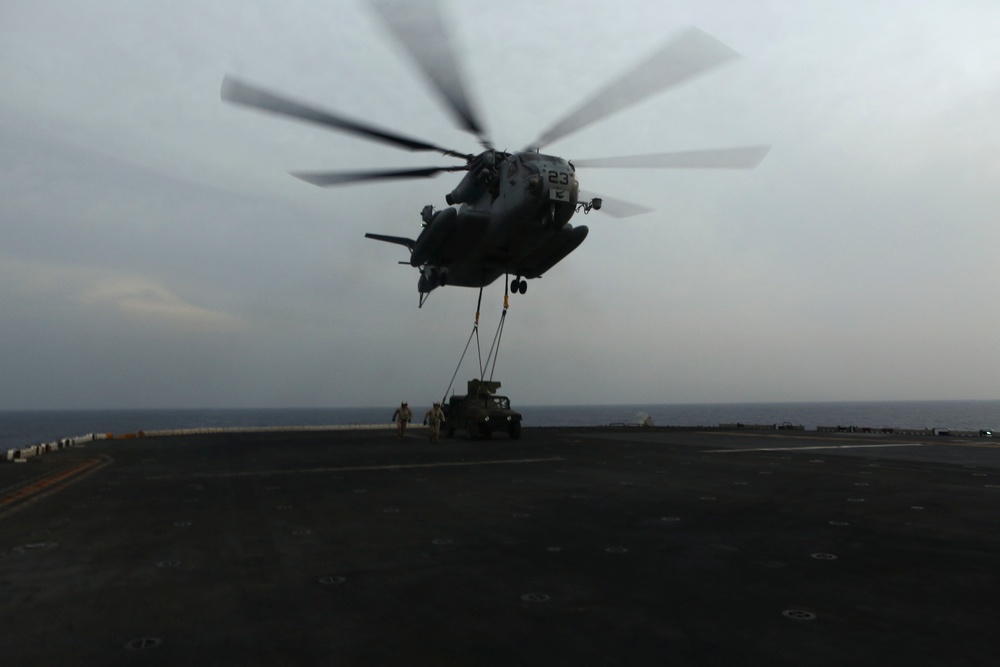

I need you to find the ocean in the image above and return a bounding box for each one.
[2,401,998,451]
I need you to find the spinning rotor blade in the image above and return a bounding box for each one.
[530,27,740,149]
[369,0,490,147]
[221,75,470,159]
[291,165,467,187]
[574,145,770,170]
[580,191,655,219]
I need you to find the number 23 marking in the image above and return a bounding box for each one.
[548,171,569,186]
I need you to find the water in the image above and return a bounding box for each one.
[2,401,997,451]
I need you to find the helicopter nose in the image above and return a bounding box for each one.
[417,265,444,294]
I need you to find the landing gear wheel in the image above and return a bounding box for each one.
[510,278,519,293]
[518,280,527,294]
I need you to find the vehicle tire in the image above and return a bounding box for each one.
[509,420,522,440]
[466,420,478,440]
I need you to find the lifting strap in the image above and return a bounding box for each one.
[484,292,509,383]
[441,282,510,402]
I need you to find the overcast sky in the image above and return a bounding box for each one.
[2,0,998,409]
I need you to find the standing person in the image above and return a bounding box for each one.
[423,402,446,443]
[391,401,412,439]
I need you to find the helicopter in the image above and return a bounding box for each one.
[221,0,769,307]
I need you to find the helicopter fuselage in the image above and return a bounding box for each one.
[371,150,590,302]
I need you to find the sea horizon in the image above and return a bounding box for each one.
[2,399,998,451]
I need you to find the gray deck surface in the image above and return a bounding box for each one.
[2,427,998,666]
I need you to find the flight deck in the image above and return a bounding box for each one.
[1,427,997,666]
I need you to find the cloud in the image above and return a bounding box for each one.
[6,259,239,332]
[81,279,237,330]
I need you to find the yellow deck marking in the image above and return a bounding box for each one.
[0,456,112,518]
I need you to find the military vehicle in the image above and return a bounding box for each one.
[443,379,522,440]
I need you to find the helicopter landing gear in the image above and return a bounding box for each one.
[510,277,527,294]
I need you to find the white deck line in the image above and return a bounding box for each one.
[706,443,928,453]
[141,424,421,437]
[147,457,566,480]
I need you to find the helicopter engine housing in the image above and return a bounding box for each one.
[412,207,457,266]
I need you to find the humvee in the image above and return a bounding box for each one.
[443,379,522,440]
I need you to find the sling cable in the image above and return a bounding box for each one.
[441,276,511,403]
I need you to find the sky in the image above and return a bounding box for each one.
[2,0,998,409]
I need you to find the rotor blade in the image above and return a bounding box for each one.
[221,75,470,159]
[529,27,740,149]
[580,191,655,219]
[368,0,490,146]
[574,146,770,170]
[291,165,466,187]
[365,233,416,252]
